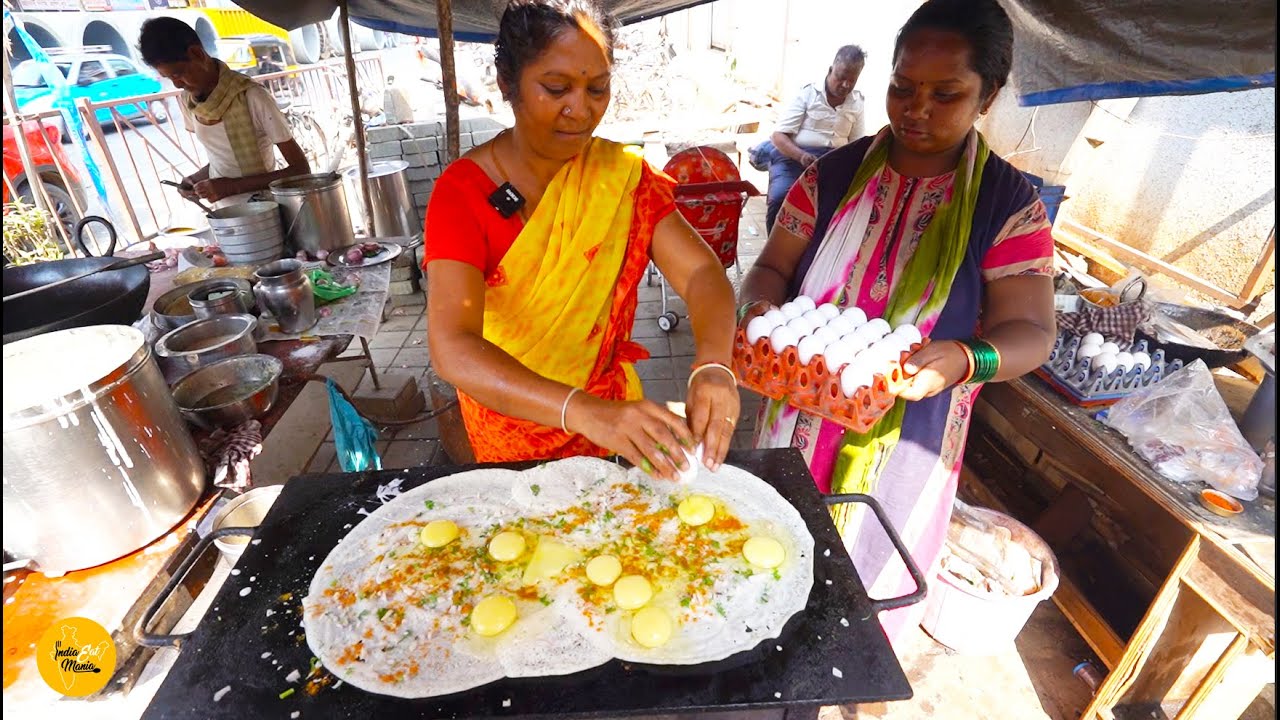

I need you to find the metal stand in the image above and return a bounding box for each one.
[323,336,382,389]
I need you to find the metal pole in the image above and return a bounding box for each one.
[436,0,461,163]
[338,0,375,236]
[2,43,50,217]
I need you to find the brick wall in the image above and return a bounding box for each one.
[362,116,510,227]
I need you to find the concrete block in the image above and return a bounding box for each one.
[459,132,475,150]
[352,372,425,421]
[402,149,439,169]
[368,141,403,159]
[366,125,408,144]
[462,116,505,133]
[390,265,413,282]
[405,165,440,182]
[391,291,426,307]
[389,279,418,295]
[407,121,443,138]
[402,137,439,154]
[409,180,436,198]
[472,128,502,145]
[414,192,432,208]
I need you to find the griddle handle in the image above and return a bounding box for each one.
[133,526,255,649]
[823,493,928,614]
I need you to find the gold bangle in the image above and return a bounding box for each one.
[688,362,736,390]
[560,387,583,433]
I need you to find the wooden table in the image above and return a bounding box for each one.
[964,375,1275,720]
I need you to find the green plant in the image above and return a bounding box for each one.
[3,199,65,265]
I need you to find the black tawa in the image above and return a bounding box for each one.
[141,449,919,719]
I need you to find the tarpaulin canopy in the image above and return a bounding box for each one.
[1002,0,1276,106]
[233,0,714,43]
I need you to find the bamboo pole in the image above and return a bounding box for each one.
[436,0,461,163]
[338,0,375,235]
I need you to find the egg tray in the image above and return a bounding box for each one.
[1033,331,1183,407]
[732,327,926,433]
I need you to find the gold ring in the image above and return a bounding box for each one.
[723,416,735,425]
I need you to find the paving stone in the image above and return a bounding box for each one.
[636,335,670,357]
[381,439,440,469]
[306,442,337,473]
[635,358,675,380]
[369,330,409,349]
[394,347,432,367]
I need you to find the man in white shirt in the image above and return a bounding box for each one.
[138,17,309,209]
[749,45,866,231]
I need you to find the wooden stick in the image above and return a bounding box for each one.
[436,0,461,164]
[338,0,376,235]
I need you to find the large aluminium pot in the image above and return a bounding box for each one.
[268,173,354,256]
[343,160,418,238]
[2,325,206,575]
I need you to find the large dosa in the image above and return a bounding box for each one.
[302,457,814,698]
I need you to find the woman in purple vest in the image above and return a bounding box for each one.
[738,0,1057,645]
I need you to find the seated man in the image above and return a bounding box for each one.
[138,17,309,209]
[750,45,866,232]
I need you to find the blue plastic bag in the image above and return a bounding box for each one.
[327,379,382,472]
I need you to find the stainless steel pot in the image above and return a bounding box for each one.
[206,201,285,265]
[154,314,258,383]
[188,281,251,320]
[343,161,418,238]
[2,325,206,575]
[151,278,255,334]
[269,173,354,255]
[253,259,317,334]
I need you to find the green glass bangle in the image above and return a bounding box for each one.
[963,339,1000,384]
[737,300,764,324]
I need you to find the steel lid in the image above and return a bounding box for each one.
[2,325,149,427]
[269,172,343,194]
[343,160,409,179]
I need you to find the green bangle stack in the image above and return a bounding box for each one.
[961,339,1001,384]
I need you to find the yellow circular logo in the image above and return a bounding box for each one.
[35,617,117,697]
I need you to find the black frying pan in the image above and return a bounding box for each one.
[1138,302,1261,369]
[2,217,153,345]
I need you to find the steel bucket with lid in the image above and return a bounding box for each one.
[343,160,419,238]
[269,173,355,255]
[207,201,285,265]
[2,325,206,575]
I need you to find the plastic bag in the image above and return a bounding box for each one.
[327,379,382,473]
[1102,360,1262,500]
[307,268,358,304]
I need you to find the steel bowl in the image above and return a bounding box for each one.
[152,278,255,333]
[155,314,258,384]
[171,354,283,430]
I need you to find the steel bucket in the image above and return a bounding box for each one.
[2,325,206,575]
[207,201,285,265]
[269,173,355,255]
[343,161,419,238]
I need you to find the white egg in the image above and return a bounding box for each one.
[762,309,787,328]
[841,307,868,326]
[769,325,800,354]
[793,296,817,313]
[786,316,818,337]
[824,315,857,336]
[1077,343,1103,360]
[1081,332,1105,347]
[892,324,923,346]
[1091,351,1119,373]
[810,327,838,347]
[839,333,871,355]
[1114,352,1134,369]
[1131,351,1152,369]
[816,303,841,321]
[873,335,912,361]
[1099,341,1120,355]
[852,323,886,345]
[821,339,857,372]
[840,363,875,397]
[802,309,828,327]
[745,316,774,344]
[780,303,804,320]
[861,318,892,340]
[796,335,826,365]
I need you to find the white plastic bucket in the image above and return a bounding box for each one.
[920,506,1060,655]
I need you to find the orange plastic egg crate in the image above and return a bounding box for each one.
[732,327,927,433]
